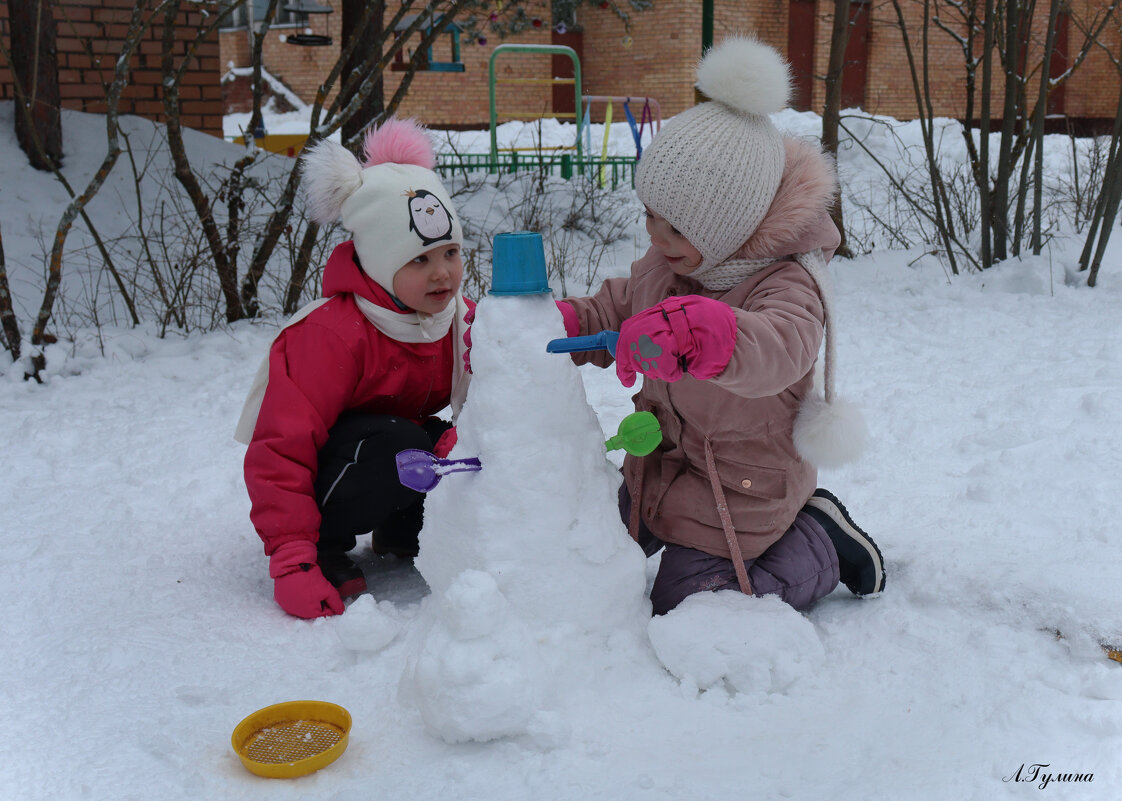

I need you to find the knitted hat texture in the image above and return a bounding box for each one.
[300,118,463,293]
[635,36,791,275]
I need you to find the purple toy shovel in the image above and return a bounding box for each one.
[395,449,482,493]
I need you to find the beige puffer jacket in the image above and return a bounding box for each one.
[564,139,841,561]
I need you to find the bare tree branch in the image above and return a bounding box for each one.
[8,0,63,170]
[26,0,160,346]
[0,215,21,359]
[0,16,141,327]
[890,0,962,274]
[1078,32,1122,286]
[821,0,852,257]
[840,114,980,270]
[159,0,246,322]
[244,1,476,315]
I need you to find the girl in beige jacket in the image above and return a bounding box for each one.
[559,37,886,614]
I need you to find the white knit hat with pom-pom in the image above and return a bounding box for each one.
[636,36,791,275]
[300,117,463,293]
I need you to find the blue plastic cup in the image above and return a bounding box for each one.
[489,231,551,295]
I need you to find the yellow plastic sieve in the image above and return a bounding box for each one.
[231,700,351,779]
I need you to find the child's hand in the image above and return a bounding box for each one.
[615,296,737,388]
[433,427,457,458]
[556,300,580,337]
[269,540,345,618]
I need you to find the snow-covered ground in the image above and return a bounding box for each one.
[2,98,1121,800]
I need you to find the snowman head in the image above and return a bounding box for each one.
[300,117,463,293]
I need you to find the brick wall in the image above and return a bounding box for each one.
[567,0,1122,125]
[390,18,554,127]
[576,1,791,120]
[816,0,1121,122]
[714,0,787,62]
[0,0,223,136]
[219,3,555,129]
[581,3,701,119]
[212,1,1119,130]
[1045,0,1119,120]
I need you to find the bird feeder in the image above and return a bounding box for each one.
[283,0,333,47]
[392,14,465,72]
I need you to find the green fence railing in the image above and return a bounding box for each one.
[436,151,637,190]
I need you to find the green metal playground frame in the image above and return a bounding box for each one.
[489,43,583,167]
[432,43,641,190]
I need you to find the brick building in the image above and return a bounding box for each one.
[220,1,1121,131]
[3,2,1117,140]
[0,0,224,137]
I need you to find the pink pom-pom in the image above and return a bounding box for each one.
[362,117,436,170]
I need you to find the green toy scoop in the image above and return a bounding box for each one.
[605,411,662,456]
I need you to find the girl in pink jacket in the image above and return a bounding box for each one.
[559,37,886,614]
[235,119,471,619]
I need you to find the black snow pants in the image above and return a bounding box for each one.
[313,412,451,557]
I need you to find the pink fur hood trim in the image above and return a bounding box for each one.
[735,137,840,261]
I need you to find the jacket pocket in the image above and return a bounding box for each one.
[707,454,788,501]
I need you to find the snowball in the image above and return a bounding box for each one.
[647,591,824,694]
[334,594,404,653]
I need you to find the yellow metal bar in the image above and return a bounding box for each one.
[498,145,578,152]
[231,133,309,157]
[499,111,577,119]
[495,77,576,85]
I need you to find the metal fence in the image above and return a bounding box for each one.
[435,152,638,191]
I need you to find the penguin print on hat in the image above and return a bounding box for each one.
[406,188,454,246]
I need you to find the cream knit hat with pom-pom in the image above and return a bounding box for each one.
[635,36,791,278]
[300,118,463,294]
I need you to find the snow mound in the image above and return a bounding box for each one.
[334,594,405,652]
[648,591,824,694]
[408,569,548,743]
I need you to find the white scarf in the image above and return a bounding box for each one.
[233,292,471,444]
[690,255,775,291]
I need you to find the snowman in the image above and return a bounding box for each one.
[400,233,651,744]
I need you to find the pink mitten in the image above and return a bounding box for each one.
[433,426,458,458]
[615,295,737,388]
[269,540,345,618]
[462,305,475,374]
[556,300,580,337]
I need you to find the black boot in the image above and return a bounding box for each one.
[804,489,886,596]
[372,502,423,558]
[317,550,367,599]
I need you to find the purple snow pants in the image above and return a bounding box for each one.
[619,485,840,615]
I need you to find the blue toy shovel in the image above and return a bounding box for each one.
[546,330,620,357]
[605,411,662,456]
[395,450,482,493]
